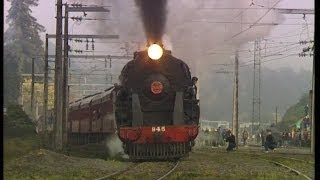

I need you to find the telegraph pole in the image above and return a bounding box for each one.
[31,58,35,118]
[62,4,69,147]
[275,106,278,125]
[232,50,239,148]
[275,7,314,155]
[310,39,315,155]
[310,89,314,154]
[54,0,63,150]
[43,34,49,139]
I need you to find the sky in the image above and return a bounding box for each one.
[3,0,314,72]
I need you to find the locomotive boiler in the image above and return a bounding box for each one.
[115,44,200,160]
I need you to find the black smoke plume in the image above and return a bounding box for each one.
[135,0,167,45]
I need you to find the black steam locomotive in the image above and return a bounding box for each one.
[115,44,200,160]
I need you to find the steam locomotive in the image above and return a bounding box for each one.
[41,44,199,160]
[115,44,200,160]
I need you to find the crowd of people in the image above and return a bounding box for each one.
[256,128,311,148]
[202,122,311,153]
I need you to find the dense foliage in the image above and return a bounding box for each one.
[279,93,309,129]
[4,0,45,106]
[4,105,35,137]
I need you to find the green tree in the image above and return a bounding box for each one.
[3,45,22,105]
[4,0,45,106]
[279,93,309,129]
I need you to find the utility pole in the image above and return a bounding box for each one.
[54,0,63,151]
[62,4,69,148]
[57,4,111,149]
[20,81,24,110]
[309,90,314,154]
[275,106,278,125]
[232,50,239,148]
[43,34,49,140]
[275,8,314,155]
[310,36,315,155]
[252,39,261,139]
[31,58,35,119]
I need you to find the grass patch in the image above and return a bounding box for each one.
[4,135,40,163]
[4,149,130,180]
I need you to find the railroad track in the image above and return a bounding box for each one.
[157,161,180,180]
[234,151,314,180]
[195,149,313,179]
[93,163,137,180]
[94,160,179,180]
[259,158,312,180]
[269,155,314,164]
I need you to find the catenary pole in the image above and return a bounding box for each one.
[233,50,239,148]
[54,0,63,150]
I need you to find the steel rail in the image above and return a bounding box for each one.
[157,161,180,180]
[259,158,312,180]
[93,163,137,180]
[195,149,313,179]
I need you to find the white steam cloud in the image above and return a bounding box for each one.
[105,134,128,159]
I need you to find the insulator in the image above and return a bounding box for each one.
[299,40,307,45]
[92,44,94,50]
[86,43,88,50]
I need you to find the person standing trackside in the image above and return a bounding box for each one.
[191,77,198,100]
[242,128,249,146]
[226,130,236,151]
[261,129,266,147]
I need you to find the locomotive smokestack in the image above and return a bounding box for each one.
[134,0,167,45]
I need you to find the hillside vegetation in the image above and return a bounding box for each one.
[4,105,39,163]
[279,93,309,129]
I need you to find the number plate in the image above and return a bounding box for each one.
[152,126,165,132]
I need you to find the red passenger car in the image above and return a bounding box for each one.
[67,87,117,144]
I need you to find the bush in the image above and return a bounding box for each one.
[4,104,36,137]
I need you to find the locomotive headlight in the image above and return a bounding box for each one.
[148,44,163,60]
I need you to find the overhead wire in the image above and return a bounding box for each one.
[239,53,303,67]
[209,42,306,70]
[209,41,300,55]
[239,43,303,66]
[224,0,282,42]
[190,20,313,26]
